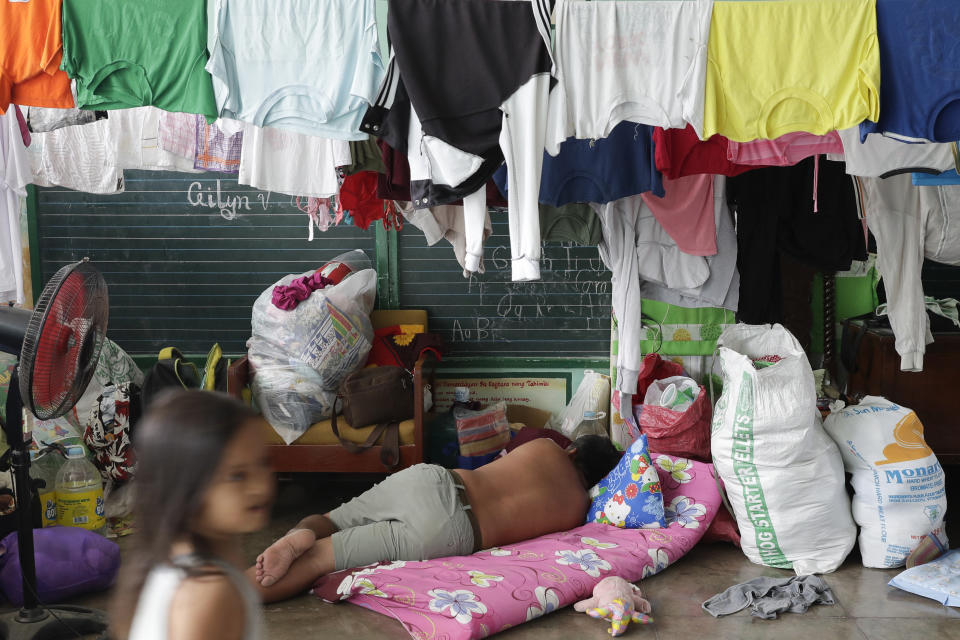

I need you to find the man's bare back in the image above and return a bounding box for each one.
[250,437,607,602]
[455,438,590,548]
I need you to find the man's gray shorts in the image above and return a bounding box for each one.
[328,463,478,570]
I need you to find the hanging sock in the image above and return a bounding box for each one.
[296,197,334,241]
[382,202,403,231]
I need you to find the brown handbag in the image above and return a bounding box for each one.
[330,366,415,470]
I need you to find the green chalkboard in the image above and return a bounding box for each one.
[397,212,611,357]
[32,171,375,355]
[31,171,613,359]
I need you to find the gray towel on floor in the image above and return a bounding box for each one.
[702,575,836,619]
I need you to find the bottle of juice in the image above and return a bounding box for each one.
[29,450,62,528]
[55,445,106,535]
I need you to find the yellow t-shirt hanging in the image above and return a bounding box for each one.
[702,0,880,142]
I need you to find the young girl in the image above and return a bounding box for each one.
[111,390,275,640]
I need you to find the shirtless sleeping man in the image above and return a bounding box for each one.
[249,435,622,602]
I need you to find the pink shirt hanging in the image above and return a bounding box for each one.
[726,131,843,166]
[640,174,717,257]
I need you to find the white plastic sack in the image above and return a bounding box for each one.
[247,358,339,444]
[711,324,856,574]
[547,370,610,439]
[247,262,376,444]
[249,267,376,389]
[824,396,948,568]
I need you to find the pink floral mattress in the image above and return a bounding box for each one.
[312,454,722,640]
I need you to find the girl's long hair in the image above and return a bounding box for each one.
[109,389,259,639]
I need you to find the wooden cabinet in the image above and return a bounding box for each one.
[846,325,960,464]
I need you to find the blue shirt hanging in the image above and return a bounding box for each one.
[494,120,665,206]
[860,0,960,143]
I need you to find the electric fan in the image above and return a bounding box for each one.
[0,258,109,640]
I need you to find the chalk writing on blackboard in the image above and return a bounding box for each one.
[447,242,611,350]
[186,180,280,220]
[187,180,254,220]
[451,317,507,343]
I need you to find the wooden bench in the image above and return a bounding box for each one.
[228,310,438,473]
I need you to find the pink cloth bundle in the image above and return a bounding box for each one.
[271,272,335,310]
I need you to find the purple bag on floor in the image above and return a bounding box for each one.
[0,527,121,606]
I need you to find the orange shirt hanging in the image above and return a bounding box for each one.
[1,0,75,113]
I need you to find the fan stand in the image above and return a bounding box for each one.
[0,369,108,640]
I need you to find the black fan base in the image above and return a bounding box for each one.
[0,605,108,640]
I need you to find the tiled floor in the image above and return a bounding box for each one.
[14,474,960,639]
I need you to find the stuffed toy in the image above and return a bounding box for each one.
[574,576,653,636]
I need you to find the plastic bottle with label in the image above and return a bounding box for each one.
[451,387,482,416]
[55,445,106,535]
[29,450,62,528]
[571,410,608,440]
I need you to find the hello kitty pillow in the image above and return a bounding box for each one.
[586,435,666,529]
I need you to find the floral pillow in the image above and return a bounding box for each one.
[586,434,666,528]
[654,454,709,528]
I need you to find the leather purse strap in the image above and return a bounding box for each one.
[331,400,382,452]
[331,400,401,471]
[380,422,400,470]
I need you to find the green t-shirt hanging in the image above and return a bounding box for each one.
[60,0,217,117]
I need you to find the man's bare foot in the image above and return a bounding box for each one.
[256,528,317,587]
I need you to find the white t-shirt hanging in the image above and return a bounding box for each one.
[238,123,351,198]
[1,106,30,304]
[27,119,125,195]
[546,0,713,154]
[104,107,202,173]
[839,127,956,178]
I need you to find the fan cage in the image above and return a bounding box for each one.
[19,260,109,420]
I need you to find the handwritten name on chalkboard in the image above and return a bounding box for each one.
[184,180,333,226]
[186,180,277,220]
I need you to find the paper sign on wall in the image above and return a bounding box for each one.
[434,377,567,414]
